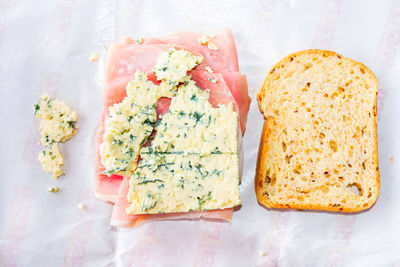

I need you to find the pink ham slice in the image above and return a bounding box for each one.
[141,29,239,73]
[95,31,249,226]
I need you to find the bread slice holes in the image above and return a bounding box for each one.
[304,63,312,70]
[274,109,279,116]
[331,92,338,99]
[362,160,366,169]
[363,203,368,207]
[323,93,328,97]
[294,164,302,174]
[282,142,287,152]
[367,191,372,198]
[334,169,339,175]
[350,70,355,74]
[338,87,345,93]
[342,115,346,122]
[329,140,338,152]
[346,183,362,196]
[360,68,365,74]
[297,196,304,201]
[306,107,311,112]
[285,155,293,164]
[319,132,326,139]
[306,82,311,87]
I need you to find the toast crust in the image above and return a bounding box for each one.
[256,49,379,213]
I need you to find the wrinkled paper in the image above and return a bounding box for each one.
[1,0,399,266]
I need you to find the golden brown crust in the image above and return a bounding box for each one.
[255,49,380,213]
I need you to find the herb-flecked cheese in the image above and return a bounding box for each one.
[34,94,78,146]
[38,144,64,178]
[126,153,240,214]
[127,78,241,214]
[153,47,203,86]
[147,80,238,154]
[100,71,159,176]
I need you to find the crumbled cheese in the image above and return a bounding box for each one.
[136,37,144,44]
[205,66,213,73]
[208,77,217,83]
[260,251,267,257]
[39,144,64,178]
[89,53,99,62]
[47,187,60,193]
[34,94,78,146]
[199,35,219,50]
[77,203,85,210]
[100,71,166,176]
[153,47,203,86]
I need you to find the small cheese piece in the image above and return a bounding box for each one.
[153,47,203,86]
[77,203,85,210]
[199,35,219,50]
[89,53,99,62]
[47,187,60,193]
[39,144,64,178]
[126,153,240,214]
[34,94,78,146]
[205,66,213,73]
[136,37,143,44]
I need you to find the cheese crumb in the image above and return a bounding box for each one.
[89,53,99,62]
[77,203,85,210]
[205,66,214,73]
[47,187,60,193]
[199,35,219,51]
[39,144,64,178]
[136,37,144,44]
[34,94,78,146]
[260,251,267,256]
[208,77,217,83]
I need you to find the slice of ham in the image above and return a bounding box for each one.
[141,29,239,73]
[111,177,233,227]
[96,31,249,226]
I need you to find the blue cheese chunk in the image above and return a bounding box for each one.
[100,71,165,176]
[126,153,240,214]
[148,80,238,154]
[38,144,64,178]
[100,98,156,176]
[34,94,78,146]
[126,78,240,214]
[153,47,203,86]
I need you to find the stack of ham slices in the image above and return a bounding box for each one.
[95,30,251,227]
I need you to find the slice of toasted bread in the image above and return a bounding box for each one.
[256,50,379,212]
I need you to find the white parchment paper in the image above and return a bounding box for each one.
[1,0,399,266]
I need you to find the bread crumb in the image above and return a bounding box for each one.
[77,203,85,210]
[260,251,267,256]
[89,53,99,62]
[47,187,59,193]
